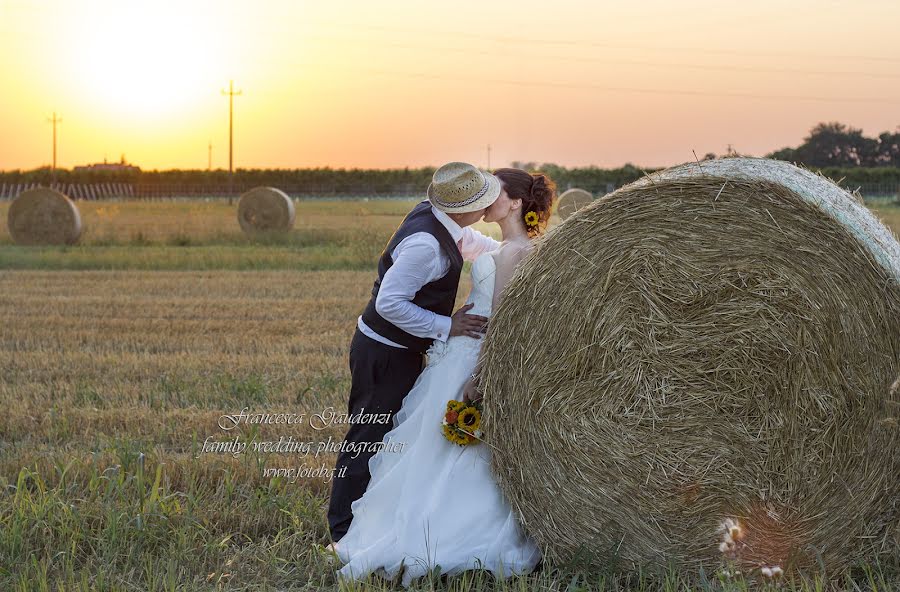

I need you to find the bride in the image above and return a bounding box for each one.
[332,168,558,587]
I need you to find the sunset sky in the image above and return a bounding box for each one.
[1,0,899,171]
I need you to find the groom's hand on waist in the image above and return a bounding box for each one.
[449,303,488,339]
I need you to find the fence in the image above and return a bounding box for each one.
[0,182,422,200]
[847,182,900,200]
[0,181,134,200]
[1,181,898,203]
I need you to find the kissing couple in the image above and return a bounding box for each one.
[325,161,558,587]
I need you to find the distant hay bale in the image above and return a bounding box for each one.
[556,188,593,220]
[480,157,900,580]
[237,187,295,233]
[7,187,82,245]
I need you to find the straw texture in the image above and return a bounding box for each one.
[7,187,82,245]
[237,187,295,233]
[557,188,594,220]
[480,157,900,580]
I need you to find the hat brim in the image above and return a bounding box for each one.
[427,170,501,214]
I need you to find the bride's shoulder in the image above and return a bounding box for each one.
[491,241,533,266]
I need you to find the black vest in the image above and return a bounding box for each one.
[360,200,463,353]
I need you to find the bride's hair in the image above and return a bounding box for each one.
[492,168,557,237]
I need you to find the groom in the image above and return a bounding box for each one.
[326,162,502,545]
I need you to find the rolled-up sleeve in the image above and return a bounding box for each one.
[374,234,453,342]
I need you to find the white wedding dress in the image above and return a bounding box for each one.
[335,250,541,587]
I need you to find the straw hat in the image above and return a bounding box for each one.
[427,162,501,213]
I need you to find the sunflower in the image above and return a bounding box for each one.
[442,424,457,441]
[447,399,464,411]
[456,407,482,432]
[524,211,539,227]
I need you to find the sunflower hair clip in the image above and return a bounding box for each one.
[524,211,539,227]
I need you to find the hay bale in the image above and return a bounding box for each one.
[7,187,82,245]
[480,157,900,580]
[237,186,295,233]
[556,188,593,220]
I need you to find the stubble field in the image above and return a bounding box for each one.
[0,198,898,591]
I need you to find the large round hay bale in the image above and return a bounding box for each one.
[236,186,295,233]
[7,187,82,245]
[556,188,593,220]
[480,157,900,580]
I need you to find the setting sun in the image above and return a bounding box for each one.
[61,1,227,121]
[0,0,898,170]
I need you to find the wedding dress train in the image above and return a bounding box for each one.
[335,250,541,587]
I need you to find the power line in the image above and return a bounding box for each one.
[301,34,900,81]
[301,63,900,105]
[297,21,900,64]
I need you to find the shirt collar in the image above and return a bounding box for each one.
[430,204,464,244]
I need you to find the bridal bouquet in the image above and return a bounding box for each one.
[441,399,483,446]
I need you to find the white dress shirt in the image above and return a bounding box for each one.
[357,204,500,349]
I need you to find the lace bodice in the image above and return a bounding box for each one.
[425,251,496,365]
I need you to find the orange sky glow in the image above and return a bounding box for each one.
[1,0,899,171]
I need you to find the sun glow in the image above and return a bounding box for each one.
[63,1,228,120]
[2,0,900,170]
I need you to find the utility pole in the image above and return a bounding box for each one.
[221,80,242,204]
[208,140,212,171]
[47,112,62,181]
[487,144,491,170]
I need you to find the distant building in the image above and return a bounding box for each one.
[74,155,141,173]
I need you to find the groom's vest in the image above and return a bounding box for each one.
[360,200,463,353]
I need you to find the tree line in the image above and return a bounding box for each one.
[766,122,900,168]
[1,122,898,196]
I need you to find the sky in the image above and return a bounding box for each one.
[1,0,899,171]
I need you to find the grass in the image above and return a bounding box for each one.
[0,198,898,590]
[871,201,900,233]
[0,198,503,271]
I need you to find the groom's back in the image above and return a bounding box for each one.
[359,200,463,353]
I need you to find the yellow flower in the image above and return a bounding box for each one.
[456,407,481,432]
[445,427,460,445]
[442,424,456,441]
[524,211,539,226]
[447,399,464,411]
[443,423,475,446]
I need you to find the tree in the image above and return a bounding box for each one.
[767,122,900,167]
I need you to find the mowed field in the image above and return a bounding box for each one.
[0,198,898,591]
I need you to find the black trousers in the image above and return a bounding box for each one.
[327,327,425,542]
